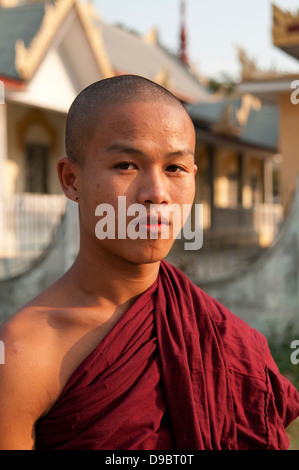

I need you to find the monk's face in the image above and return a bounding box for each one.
[75,100,197,264]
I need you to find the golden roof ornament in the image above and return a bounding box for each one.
[15,0,113,81]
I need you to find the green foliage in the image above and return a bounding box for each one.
[208,72,236,95]
[256,320,299,449]
[287,418,299,450]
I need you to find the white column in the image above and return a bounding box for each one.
[264,157,273,204]
[0,101,8,255]
[0,80,4,105]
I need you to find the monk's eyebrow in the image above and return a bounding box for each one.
[106,143,194,158]
[106,144,145,157]
[167,150,194,158]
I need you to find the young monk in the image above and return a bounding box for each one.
[0,75,298,450]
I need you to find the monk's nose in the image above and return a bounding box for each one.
[137,170,170,206]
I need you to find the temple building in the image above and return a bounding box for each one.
[237,3,299,211]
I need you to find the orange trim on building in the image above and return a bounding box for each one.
[0,75,25,90]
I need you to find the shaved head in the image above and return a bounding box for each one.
[65,75,192,165]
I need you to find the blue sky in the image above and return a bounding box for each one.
[94,0,299,80]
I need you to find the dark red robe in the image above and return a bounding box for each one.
[35,260,299,450]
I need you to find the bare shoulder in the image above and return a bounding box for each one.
[0,303,54,389]
[0,292,65,449]
[0,281,84,410]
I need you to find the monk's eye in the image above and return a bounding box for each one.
[166,165,187,173]
[114,162,137,170]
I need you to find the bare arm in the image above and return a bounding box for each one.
[0,369,36,450]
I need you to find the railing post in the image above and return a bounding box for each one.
[0,80,4,105]
[207,144,215,229]
[0,92,7,254]
[264,157,273,204]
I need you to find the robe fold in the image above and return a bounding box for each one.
[35,260,299,450]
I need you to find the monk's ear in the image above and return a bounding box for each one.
[57,156,79,203]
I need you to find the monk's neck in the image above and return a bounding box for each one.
[67,248,160,308]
